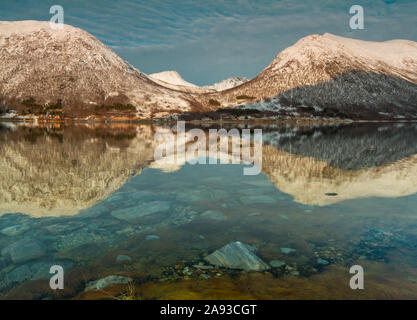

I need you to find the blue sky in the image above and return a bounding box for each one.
[1,0,416,85]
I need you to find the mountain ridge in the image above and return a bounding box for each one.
[0,20,201,119]
[1,21,416,120]
[149,71,249,92]
[194,33,417,120]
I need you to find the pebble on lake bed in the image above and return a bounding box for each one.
[269,260,286,268]
[145,235,160,241]
[280,248,296,254]
[248,212,261,217]
[193,264,214,270]
[84,275,132,292]
[317,258,329,265]
[200,210,227,221]
[1,224,29,237]
[116,255,132,263]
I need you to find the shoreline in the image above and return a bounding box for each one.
[1,117,416,125]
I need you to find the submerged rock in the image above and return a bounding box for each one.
[177,189,225,202]
[1,238,46,264]
[43,221,85,234]
[239,188,274,196]
[221,201,241,208]
[0,259,75,291]
[116,255,132,263]
[205,241,270,271]
[200,210,227,221]
[84,275,132,292]
[240,195,278,205]
[111,201,171,222]
[1,265,32,290]
[317,258,329,265]
[145,235,160,241]
[243,180,273,188]
[269,260,286,268]
[280,248,296,254]
[248,212,261,217]
[1,224,29,237]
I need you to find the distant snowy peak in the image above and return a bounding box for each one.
[149,71,198,88]
[149,72,249,92]
[204,77,249,91]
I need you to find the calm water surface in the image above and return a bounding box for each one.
[0,122,416,299]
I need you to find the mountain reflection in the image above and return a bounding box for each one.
[0,122,416,216]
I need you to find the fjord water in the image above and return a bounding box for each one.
[0,122,416,299]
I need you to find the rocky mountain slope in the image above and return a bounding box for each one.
[1,22,416,120]
[200,33,417,120]
[0,21,200,119]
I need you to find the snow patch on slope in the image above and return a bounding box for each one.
[149,71,198,88]
[322,33,417,70]
[204,77,249,91]
[148,71,249,92]
[269,33,417,82]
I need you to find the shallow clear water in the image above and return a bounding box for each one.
[0,122,416,299]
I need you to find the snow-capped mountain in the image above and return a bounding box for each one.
[203,33,417,120]
[1,22,416,120]
[148,70,215,94]
[149,72,248,92]
[203,77,249,91]
[149,71,198,88]
[0,21,199,118]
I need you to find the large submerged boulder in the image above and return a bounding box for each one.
[1,237,46,264]
[205,241,270,271]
